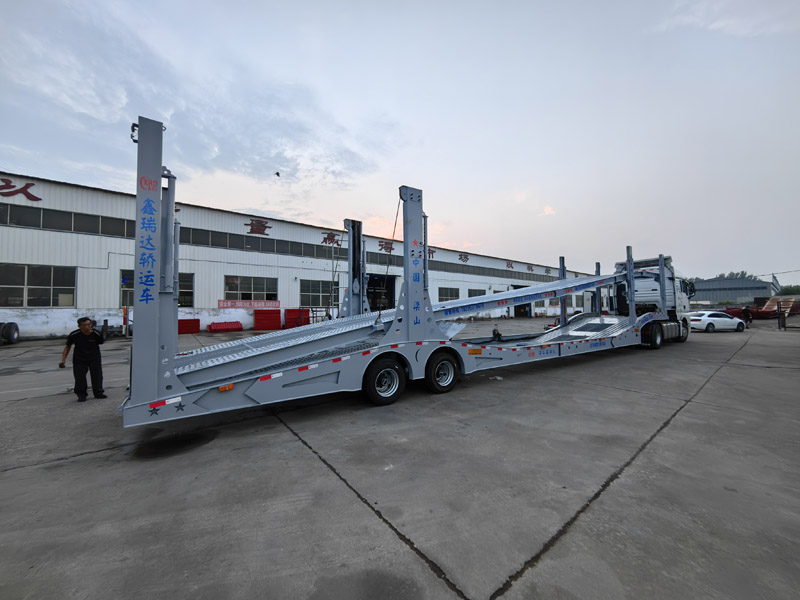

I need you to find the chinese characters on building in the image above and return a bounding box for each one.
[459,253,469,263]
[378,240,394,253]
[0,178,42,202]
[321,232,341,246]
[246,218,272,235]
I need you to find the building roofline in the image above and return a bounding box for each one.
[0,170,577,274]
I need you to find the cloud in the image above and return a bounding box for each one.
[659,0,800,36]
[0,0,392,209]
[538,205,556,217]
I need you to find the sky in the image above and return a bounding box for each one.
[1,0,799,285]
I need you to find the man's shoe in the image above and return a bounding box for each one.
[77,396,87,402]
[94,394,108,399]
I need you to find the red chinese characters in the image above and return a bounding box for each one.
[246,218,272,235]
[321,232,341,246]
[0,178,42,201]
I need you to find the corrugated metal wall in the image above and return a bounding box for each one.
[1,171,589,335]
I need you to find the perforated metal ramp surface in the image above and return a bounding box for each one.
[183,340,381,391]
[175,310,396,373]
[536,317,631,345]
[573,322,614,332]
[546,334,593,342]
[173,273,628,374]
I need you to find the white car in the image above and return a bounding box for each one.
[689,311,746,333]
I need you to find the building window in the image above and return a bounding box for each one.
[225,275,278,301]
[0,263,75,307]
[121,270,134,307]
[439,287,460,302]
[42,209,73,231]
[468,289,485,298]
[210,231,228,248]
[73,213,100,234]
[228,234,244,250]
[121,270,195,307]
[300,279,339,308]
[100,216,126,237]
[9,205,41,227]
[178,273,194,307]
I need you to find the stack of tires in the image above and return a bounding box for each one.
[0,322,20,344]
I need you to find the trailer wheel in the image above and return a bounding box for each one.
[648,323,663,349]
[2,322,19,344]
[425,353,459,394]
[364,358,406,406]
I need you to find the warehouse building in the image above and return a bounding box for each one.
[691,276,781,305]
[0,171,590,339]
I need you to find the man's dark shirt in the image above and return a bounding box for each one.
[66,329,104,362]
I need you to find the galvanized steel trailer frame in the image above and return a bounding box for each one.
[120,117,688,427]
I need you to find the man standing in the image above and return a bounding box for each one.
[59,317,106,402]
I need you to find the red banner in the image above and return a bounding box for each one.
[218,300,280,309]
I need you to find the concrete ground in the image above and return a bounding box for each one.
[1,317,798,599]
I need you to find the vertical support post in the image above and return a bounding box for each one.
[658,254,667,314]
[423,213,429,291]
[158,169,178,365]
[626,246,636,324]
[559,256,567,326]
[341,219,369,316]
[593,262,601,313]
[131,117,163,404]
[130,117,184,406]
[382,186,442,343]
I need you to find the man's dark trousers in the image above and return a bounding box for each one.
[74,358,103,398]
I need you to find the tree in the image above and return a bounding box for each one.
[779,284,800,295]
[714,271,762,280]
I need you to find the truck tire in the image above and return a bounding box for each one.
[425,352,458,394]
[364,358,406,406]
[2,322,19,344]
[649,323,663,349]
[674,321,689,343]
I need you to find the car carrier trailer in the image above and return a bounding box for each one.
[120,117,694,428]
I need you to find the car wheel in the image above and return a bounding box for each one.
[364,357,406,406]
[705,323,715,333]
[2,322,19,344]
[736,322,745,332]
[425,352,459,393]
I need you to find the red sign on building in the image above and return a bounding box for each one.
[218,300,280,309]
[246,218,272,235]
[0,178,42,202]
